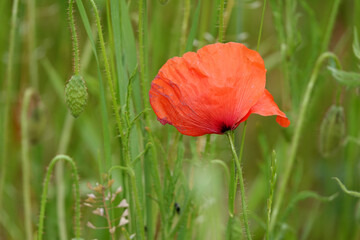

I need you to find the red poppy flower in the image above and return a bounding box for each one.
[149,42,290,136]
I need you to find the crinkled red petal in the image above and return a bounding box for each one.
[241,89,290,127]
[149,42,267,136]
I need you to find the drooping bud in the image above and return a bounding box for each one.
[65,75,88,118]
[319,105,346,157]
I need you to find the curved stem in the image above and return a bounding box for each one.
[69,0,80,74]
[226,127,252,240]
[21,88,34,240]
[38,155,81,240]
[270,52,342,231]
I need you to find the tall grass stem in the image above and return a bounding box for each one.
[257,0,267,52]
[21,88,34,240]
[218,0,225,42]
[321,0,341,52]
[55,113,74,240]
[0,0,20,216]
[28,0,38,89]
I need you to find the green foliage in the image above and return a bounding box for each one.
[1,0,360,239]
[328,67,360,88]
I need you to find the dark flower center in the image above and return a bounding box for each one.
[220,123,232,133]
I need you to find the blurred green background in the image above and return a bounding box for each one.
[0,0,359,239]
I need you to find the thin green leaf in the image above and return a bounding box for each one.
[41,59,66,100]
[185,0,201,52]
[333,177,360,198]
[76,0,112,170]
[328,66,360,87]
[353,27,360,60]
[110,0,127,106]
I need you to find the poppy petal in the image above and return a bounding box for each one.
[242,89,290,127]
[150,42,267,136]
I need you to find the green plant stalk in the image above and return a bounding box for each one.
[270,52,342,231]
[54,2,81,238]
[88,2,146,238]
[223,0,235,34]
[55,113,74,240]
[257,0,267,52]
[320,0,341,52]
[109,166,146,239]
[228,123,247,216]
[21,88,34,240]
[266,150,277,240]
[138,0,160,238]
[218,0,225,42]
[226,129,252,240]
[69,0,80,74]
[38,155,81,240]
[180,0,190,54]
[89,0,124,145]
[75,0,112,177]
[0,0,19,217]
[28,0,38,89]
[102,189,115,240]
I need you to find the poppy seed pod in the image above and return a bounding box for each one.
[149,42,290,136]
[319,105,346,157]
[65,75,88,118]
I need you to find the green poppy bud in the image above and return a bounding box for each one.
[65,75,88,118]
[319,105,346,157]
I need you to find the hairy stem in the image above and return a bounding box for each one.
[226,127,252,240]
[38,155,81,240]
[69,0,80,74]
[89,0,124,142]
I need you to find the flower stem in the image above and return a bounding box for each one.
[68,0,80,74]
[21,88,34,240]
[38,155,81,240]
[226,125,252,240]
[269,52,342,231]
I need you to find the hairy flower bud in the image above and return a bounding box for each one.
[65,75,88,118]
[319,105,346,157]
